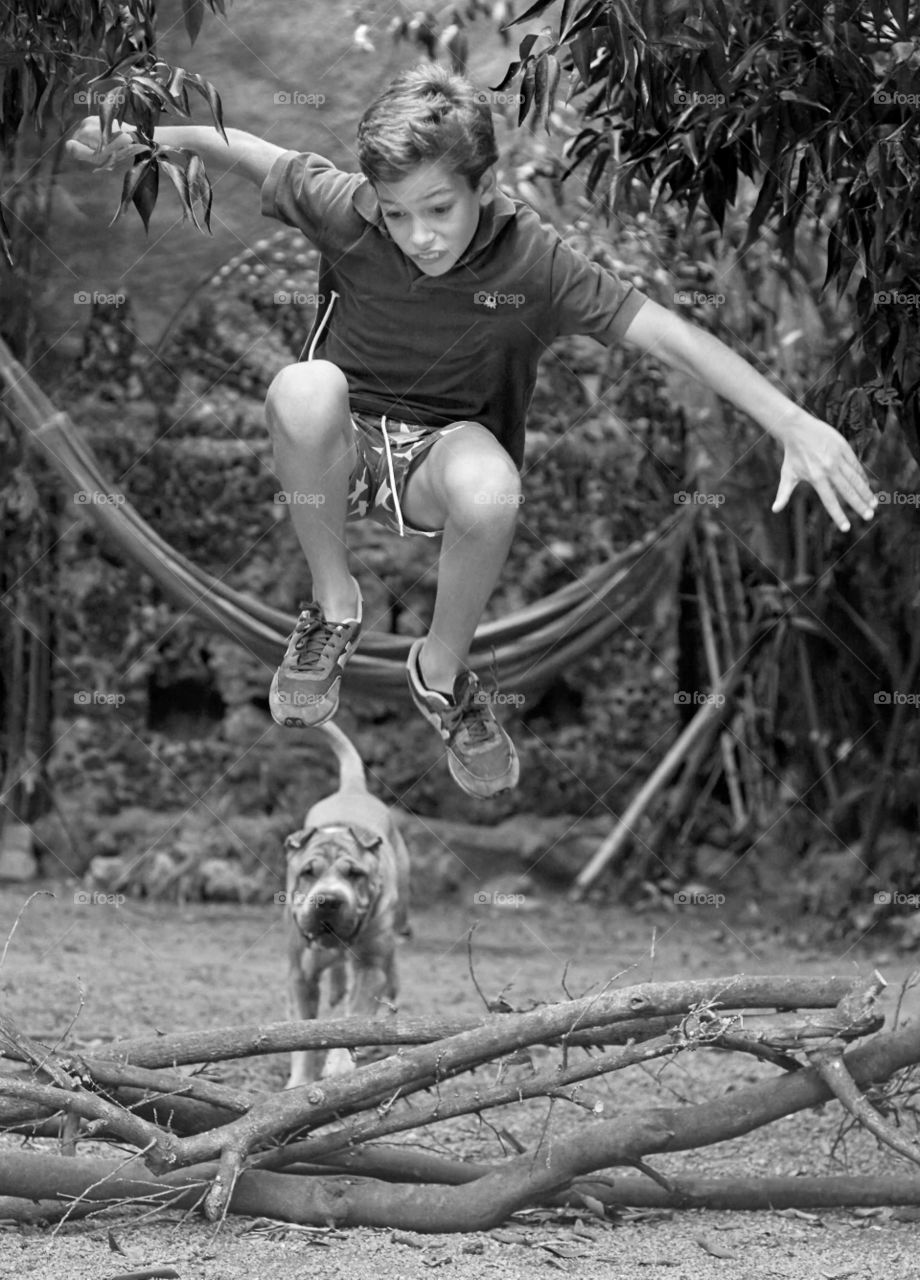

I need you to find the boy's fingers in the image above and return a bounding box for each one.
[813,477,851,532]
[771,468,796,514]
[837,473,877,521]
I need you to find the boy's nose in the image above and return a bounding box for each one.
[409,220,435,249]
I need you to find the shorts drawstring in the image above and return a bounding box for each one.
[300,290,339,362]
[380,414,407,537]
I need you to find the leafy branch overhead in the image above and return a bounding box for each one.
[501,0,920,461]
[95,62,225,232]
[0,0,227,254]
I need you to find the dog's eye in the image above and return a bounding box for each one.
[343,864,365,880]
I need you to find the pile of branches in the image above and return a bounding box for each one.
[2,973,920,1232]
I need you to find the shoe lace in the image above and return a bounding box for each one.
[292,603,348,670]
[443,673,497,747]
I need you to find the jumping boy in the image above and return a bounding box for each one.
[68,63,877,799]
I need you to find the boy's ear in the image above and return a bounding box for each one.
[476,167,497,205]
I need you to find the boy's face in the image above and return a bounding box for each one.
[374,161,493,277]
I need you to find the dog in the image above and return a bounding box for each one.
[284,721,410,1088]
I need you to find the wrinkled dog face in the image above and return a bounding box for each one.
[285,826,381,946]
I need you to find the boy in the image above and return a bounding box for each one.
[68,64,876,800]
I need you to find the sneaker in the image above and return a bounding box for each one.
[407,639,520,798]
[270,583,362,728]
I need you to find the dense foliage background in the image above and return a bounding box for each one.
[1,1,918,941]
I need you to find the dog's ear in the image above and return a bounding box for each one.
[351,827,383,853]
[285,828,316,858]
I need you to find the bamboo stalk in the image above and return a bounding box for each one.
[572,661,748,896]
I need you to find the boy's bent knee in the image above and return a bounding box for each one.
[265,361,350,437]
[438,430,522,530]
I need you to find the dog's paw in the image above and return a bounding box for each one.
[321,1047,355,1078]
[284,1073,311,1090]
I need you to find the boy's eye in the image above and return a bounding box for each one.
[430,205,451,215]
[382,209,403,219]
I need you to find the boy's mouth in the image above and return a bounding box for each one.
[415,250,446,262]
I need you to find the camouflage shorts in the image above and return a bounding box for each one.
[346,411,467,538]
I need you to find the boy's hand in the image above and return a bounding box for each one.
[65,117,142,169]
[771,412,877,533]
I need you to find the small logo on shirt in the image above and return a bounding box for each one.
[474,290,525,309]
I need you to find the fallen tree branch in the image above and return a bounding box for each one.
[252,1033,682,1171]
[811,1046,920,1167]
[1,1014,918,1230]
[157,976,861,1193]
[0,1012,77,1089]
[103,975,854,1069]
[564,1172,920,1210]
[0,1078,177,1168]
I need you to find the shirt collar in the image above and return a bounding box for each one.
[352,176,517,256]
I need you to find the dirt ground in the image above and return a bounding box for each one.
[1,877,919,1280]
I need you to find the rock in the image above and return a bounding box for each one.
[0,822,39,881]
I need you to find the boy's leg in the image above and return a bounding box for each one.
[401,423,521,687]
[401,424,522,796]
[264,361,362,727]
[265,360,359,620]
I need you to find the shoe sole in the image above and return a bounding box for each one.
[447,744,520,798]
[269,670,340,728]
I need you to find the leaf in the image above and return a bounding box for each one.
[158,155,192,219]
[0,201,13,267]
[532,52,549,129]
[695,1234,738,1260]
[742,166,778,249]
[107,1229,127,1254]
[570,30,595,86]
[510,0,556,24]
[129,74,175,108]
[183,0,205,43]
[578,1193,608,1219]
[99,85,127,144]
[518,62,536,127]
[186,152,213,232]
[188,73,226,142]
[131,157,159,232]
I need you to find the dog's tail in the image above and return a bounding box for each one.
[317,721,367,793]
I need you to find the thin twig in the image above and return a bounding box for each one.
[811,1047,920,1167]
[0,889,54,974]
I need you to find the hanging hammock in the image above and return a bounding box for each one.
[1,337,688,696]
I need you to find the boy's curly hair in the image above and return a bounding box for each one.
[357,63,498,188]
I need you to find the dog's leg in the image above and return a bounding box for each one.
[325,943,399,1075]
[286,944,328,1089]
[321,953,357,1078]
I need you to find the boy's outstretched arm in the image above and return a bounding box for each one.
[65,119,285,187]
[622,298,877,532]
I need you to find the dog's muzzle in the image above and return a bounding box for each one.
[293,885,360,944]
